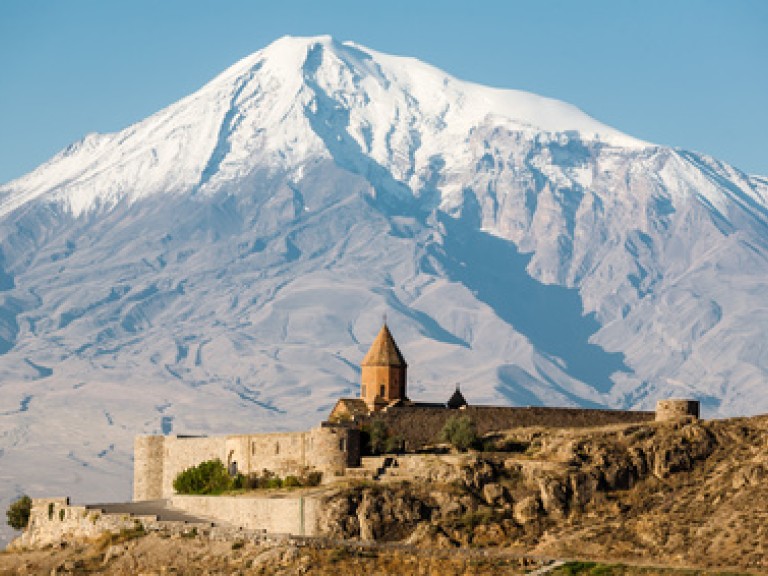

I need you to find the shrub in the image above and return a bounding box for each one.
[367,420,389,454]
[265,476,283,489]
[232,473,247,490]
[384,434,404,454]
[302,471,323,487]
[6,495,32,530]
[248,469,278,489]
[283,475,301,488]
[173,459,232,495]
[439,415,478,452]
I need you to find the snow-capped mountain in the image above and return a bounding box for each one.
[1,35,767,544]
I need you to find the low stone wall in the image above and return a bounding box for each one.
[8,498,211,550]
[170,494,322,536]
[8,496,329,551]
[373,406,656,450]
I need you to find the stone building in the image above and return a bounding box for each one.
[329,323,462,421]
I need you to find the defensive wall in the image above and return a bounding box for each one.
[133,401,695,502]
[134,424,360,501]
[170,494,322,536]
[371,406,657,450]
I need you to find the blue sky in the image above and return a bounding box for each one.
[1,0,766,184]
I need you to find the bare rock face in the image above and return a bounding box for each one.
[321,417,766,570]
[732,463,766,489]
[649,423,716,479]
[481,482,506,506]
[512,495,541,525]
[321,487,433,542]
[536,476,569,517]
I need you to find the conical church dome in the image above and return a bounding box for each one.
[362,324,407,367]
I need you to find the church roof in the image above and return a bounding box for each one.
[332,398,370,418]
[447,386,468,409]
[362,324,407,367]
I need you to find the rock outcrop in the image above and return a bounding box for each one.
[317,416,767,571]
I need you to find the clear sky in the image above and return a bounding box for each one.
[1,0,766,185]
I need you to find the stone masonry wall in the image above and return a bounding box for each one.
[229,431,310,477]
[309,425,361,478]
[373,406,656,450]
[133,426,357,501]
[11,494,329,550]
[161,436,226,499]
[133,436,165,501]
[655,399,700,421]
[170,494,322,536]
[10,498,154,549]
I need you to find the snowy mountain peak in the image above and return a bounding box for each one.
[0,35,649,218]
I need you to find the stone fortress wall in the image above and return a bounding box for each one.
[134,424,360,501]
[372,405,658,450]
[134,401,694,501]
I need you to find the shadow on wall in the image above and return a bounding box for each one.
[432,213,629,394]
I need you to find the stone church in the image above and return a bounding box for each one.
[327,323,467,421]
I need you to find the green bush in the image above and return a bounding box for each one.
[265,476,283,489]
[174,463,323,494]
[367,419,389,454]
[283,475,301,488]
[232,473,246,490]
[6,495,32,530]
[173,459,232,495]
[439,415,478,452]
[384,434,404,454]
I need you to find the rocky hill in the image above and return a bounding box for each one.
[3,415,766,574]
[317,415,767,571]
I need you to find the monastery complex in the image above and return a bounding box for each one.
[133,324,699,501]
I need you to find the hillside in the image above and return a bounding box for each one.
[3,415,766,574]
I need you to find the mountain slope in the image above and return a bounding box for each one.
[0,35,767,545]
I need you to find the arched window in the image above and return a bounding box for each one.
[275,442,280,455]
